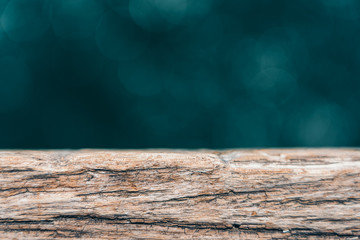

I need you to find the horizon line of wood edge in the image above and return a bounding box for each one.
[0,149,360,239]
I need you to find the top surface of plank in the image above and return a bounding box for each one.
[1,148,360,239]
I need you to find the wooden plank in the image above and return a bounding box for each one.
[0,149,359,239]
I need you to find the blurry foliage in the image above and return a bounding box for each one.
[0,0,359,148]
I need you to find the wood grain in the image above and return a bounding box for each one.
[0,149,360,239]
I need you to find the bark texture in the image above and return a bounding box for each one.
[0,149,360,239]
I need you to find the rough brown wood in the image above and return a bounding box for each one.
[0,149,360,239]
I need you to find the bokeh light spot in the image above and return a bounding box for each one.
[245,68,297,107]
[96,12,149,61]
[321,0,359,21]
[118,60,163,97]
[104,0,129,17]
[173,14,224,58]
[51,0,103,39]
[129,0,188,32]
[185,0,214,19]
[296,104,356,146]
[1,0,50,42]
[0,56,31,112]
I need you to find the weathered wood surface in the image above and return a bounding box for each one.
[0,149,360,239]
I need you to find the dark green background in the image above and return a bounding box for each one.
[0,0,359,149]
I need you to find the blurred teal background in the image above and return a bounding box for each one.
[0,0,359,149]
